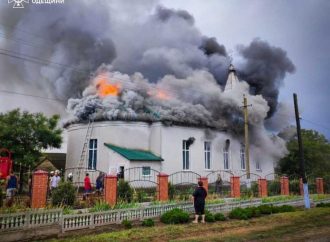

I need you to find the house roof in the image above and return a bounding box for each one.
[104,143,163,161]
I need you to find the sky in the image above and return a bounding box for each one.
[0,0,330,140]
[160,0,330,138]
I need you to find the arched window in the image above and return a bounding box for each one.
[223,139,230,170]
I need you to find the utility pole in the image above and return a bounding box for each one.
[242,95,252,179]
[293,93,310,209]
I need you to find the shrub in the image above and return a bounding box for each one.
[51,181,76,206]
[251,182,259,197]
[229,208,249,220]
[136,190,147,203]
[0,187,3,207]
[267,180,281,196]
[271,205,280,214]
[205,210,215,222]
[142,218,155,227]
[258,205,272,215]
[289,180,300,195]
[118,180,133,203]
[122,219,132,229]
[168,182,175,200]
[89,201,111,212]
[278,205,295,212]
[160,208,190,224]
[247,206,261,217]
[316,202,330,208]
[214,212,226,221]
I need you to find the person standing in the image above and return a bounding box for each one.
[84,173,92,196]
[192,181,207,223]
[96,172,104,195]
[215,174,223,194]
[50,170,60,193]
[6,171,18,203]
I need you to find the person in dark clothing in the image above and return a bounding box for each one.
[192,181,207,223]
[6,171,18,204]
[96,172,104,195]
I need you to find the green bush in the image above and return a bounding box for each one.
[278,205,295,212]
[122,219,132,229]
[258,205,272,215]
[142,218,155,227]
[0,187,3,207]
[205,210,215,222]
[160,208,190,224]
[136,190,147,203]
[246,206,261,217]
[271,205,280,214]
[51,181,76,206]
[289,180,300,195]
[267,180,281,196]
[168,182,175,200]
[89,201,111,212]
[214,212,226,221]
[118,179,133,203]
[251,182,259,197]
[229,208,249,220]
[316,202,330,207]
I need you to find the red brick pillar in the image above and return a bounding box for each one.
[104,175,117,206]
[31,170,48,208]
[198,177,208,193]
[258,178,268,197]
[316,178,324,194]
[280,176,289,195]
[230,176,240,198]
[299,178,304,195]
[157,173,169,201]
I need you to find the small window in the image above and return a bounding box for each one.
[182,140,190,170]
[240,145,246,170]
[256,161,261,171]
[142,166,151,176]
[88,139,97,170]
[204,141,211,169]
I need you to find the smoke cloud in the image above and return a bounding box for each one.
[0,0,294,161]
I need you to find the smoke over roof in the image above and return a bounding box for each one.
[0,0,294,161]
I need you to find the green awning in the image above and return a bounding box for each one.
[104,143,163,161]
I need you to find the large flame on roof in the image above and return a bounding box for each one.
[96,78,121,97]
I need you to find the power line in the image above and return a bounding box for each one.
[301,118,330,132]
[0,90,65,102]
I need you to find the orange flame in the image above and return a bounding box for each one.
[148,89,171,100]
[96,78,121,97]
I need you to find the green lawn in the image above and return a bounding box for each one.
[52,207,330,242]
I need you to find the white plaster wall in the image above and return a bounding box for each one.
[66,121,275,183]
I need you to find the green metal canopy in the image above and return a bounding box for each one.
[104,143,163,161]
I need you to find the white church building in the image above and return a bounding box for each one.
[65,65,275,184]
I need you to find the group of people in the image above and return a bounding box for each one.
[83,172,105,198]
[49,170,61,194]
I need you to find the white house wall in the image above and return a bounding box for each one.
[66,121,275,183]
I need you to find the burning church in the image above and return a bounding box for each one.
[65,64,287,183]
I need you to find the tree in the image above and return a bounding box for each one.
[0,109,62,167]
[276,129,330,177]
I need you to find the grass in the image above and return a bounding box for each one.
[50,207,330,242]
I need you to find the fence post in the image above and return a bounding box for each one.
[198,177,209,193]
[258,178,267,197]
[230,176,240,198]
[280,176,289,195]
[157,173,169,201]
[31,170,48,208]
[104,175,117,206]
[316,178,324,194]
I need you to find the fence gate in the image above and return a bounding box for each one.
[122,167,160,202]
[240,173,262,197]
[169,171,201,200]
[265,173,281,196]
[207,170,233,198]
